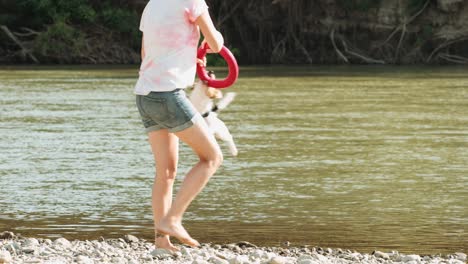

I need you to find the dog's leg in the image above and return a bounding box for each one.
[210,116,238,156]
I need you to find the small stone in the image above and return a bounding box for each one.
[127,258,139,264]
[269,256,286,264]
[223,244,237,250]
[265,252,277,259]
[298,254,313,261]
[298,259,318,264]
[236,241,257,248]
[281,241,290,247]
[150,248,173,259]
[111,257,126,264]
[403,254,421,262]
[53,238,72,249]
[231,246,241,253]
[75,255,94,264]
[228,255,248,264]
[4,242,21,254]
[373,251,390,259]
[193,259,209,264]
[349,252,362,260]
[23,259,42,264]
[313,253,329,262]
[181,247,192,256]
[250,249,265,259]
[0,250,12,264]
[115,242,126,249]
[454,253,467,261]
[22,247,37,254]
[23,238,39,247]
[0,232,15,240]
[209,256,229,264]
[201,251,212,258]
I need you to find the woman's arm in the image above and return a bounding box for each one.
[195,11,224,53]
[141,34,146,60]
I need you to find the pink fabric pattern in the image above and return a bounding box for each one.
[135,0,208,95]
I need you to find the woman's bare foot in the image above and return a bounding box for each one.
[155,233,180,252]
[157,218,200,247]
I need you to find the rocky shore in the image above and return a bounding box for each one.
[0,232,466,264]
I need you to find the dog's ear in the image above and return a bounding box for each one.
[206,87,223,99]
[214,89,223,99]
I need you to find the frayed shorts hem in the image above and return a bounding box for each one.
[145,113,203,133]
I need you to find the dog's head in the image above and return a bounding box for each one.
[205,71,223,99]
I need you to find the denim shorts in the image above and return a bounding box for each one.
[136,89,202,133]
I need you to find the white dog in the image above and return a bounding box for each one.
[189,72,238,156]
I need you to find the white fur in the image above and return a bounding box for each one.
[189,80,238,156]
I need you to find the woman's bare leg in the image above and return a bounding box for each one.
[148,129,180,251]
[157,120,223,247]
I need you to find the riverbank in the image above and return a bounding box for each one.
[0,232,466,264]
[2,1,468,64]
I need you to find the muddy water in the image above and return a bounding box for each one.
[0,66,467,254]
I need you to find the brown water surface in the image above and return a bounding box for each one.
[0,66,467,254]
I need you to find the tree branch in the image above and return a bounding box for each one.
[0,25,39,63]
[330,28,349,63]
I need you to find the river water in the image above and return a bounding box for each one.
[0,66,466,254]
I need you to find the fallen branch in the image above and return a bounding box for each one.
[332,29,385,64]
[340,38,386,64]
[0,25,39,63]
[395,23,407,61]
[438,53,468,64]
[215,0,244,28]
[379,0,430,47]
[291,33,313,64]
[13,27,41,37]
[426,37,468,62]
[330,28,349,63]
[271,36,287,63]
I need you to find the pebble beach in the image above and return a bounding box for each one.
[0,232,466,264]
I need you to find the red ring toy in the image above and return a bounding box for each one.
[196,43,239,89]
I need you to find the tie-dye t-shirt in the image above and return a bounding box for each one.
[134,0,208,95]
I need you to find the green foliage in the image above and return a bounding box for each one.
[422,24,433,38]
[0,14,16,26]
[207,47,241,67]
[336,0,381,12]
[33,19,85,62]
[407,0,427,14]
[100,7,138,33]
[99,5,141,50]
[18,0,96,24]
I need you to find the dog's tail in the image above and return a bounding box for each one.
[216,92,236,111]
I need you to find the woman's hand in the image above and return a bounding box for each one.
[200,39,215,54]
[197,56,207,67]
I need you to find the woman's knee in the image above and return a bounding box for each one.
[156,166,177,180]
[201,150,223,169]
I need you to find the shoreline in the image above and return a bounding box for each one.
[0,232,466,264]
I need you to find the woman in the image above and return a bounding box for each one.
[134,0,224,251]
